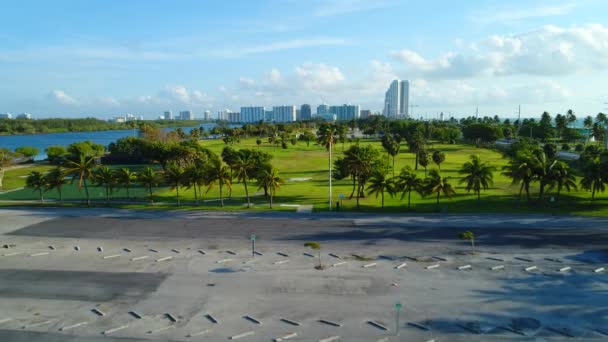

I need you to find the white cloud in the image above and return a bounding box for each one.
[211,38,348,58]
[411,79,570,107]
[473,3,577,25]
[294,62,345,91]
[268,68,282,83]
[49,90,77,105]
[313,0,395,17]
[159,85,191,103]
[391,24,608,79]
[239,77,256,88]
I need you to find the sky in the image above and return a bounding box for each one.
[1,0,608,119]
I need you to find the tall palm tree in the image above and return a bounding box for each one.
[115,168,137,199]
[233,153,255,208]
[548,161,577,201]
[206,160,232,207]
[418,150,430,176]
[163,163,185,206]
[432,150,446,170]
[64,155,95,206]
[425,169,455,208]
[394,166,423,209]
[502,154,534,201]
[458,155,495,201]
[366,171,395,209]
[184,165,205,205]
[317,125,337,211]
[530,149,556,200]
[580,158,605,200]
[257,167,283,209]
[45,167,67,204]
[137,166,159,203]
[25,171,47,202]
[93,166,116,203]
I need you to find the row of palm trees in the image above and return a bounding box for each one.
[502,149,583,201]
[365,155,494,208]
[26,156,284,208]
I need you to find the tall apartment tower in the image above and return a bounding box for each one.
[272,106,296,123]
[300,104,312,121]
[383,80,409,118]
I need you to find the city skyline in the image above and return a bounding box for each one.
[2,1,608,119]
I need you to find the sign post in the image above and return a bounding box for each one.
[395,302,402,336]
[338,194,345,212]
[250,234,256,257]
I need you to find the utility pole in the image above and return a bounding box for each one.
[475,106,479,119]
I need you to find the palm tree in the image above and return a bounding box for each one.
[257,167,283,209]
[548,161,577,201]
[64,155,95,206]
[137,166,159,203]
[206,160,232,207]
[425,169,455,208]
[304,241,323,269]
[45,167,67,204]
[183,165,205,205]
[317,125,337,210]
[233,153,255,208]
[432,151,446,170]
[530,149,556,200]
[163,163,185,206]
[365,171,394,209]
[92,166,116,203]
[502,154,534,201]
[580,158,605,200]
[458,155,495,201]
[115,168,137,199]
[381,134,400,177]
[395,166,423,209]
[25,171,47,202]
[418,150,430,176]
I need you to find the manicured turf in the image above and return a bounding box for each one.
[1,138,607,215]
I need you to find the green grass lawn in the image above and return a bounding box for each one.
[1,138,607,215]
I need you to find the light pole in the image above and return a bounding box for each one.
[328,137,332,211]
[395,302,402,336]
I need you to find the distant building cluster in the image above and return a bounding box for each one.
[0,112,31,119]
[211,103,369,124]
[3,80,407,123]
[111,113,143,123]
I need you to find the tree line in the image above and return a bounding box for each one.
[25,140,284,208]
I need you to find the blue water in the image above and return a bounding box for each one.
[0,124,224,160]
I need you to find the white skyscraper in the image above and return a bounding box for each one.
[240,106,265,123]
[163,111,174,120]
[272,106,296,123]
[383,80,409,118]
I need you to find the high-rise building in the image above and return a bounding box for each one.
[228,111,240,123]
[300,104,312,121]
[218,109,231,121]
[16,113,31,119]
[329,104,360,121]
[360,109,372,119]
[203,111,212,121]
[317,104,329,116]
[179,110,193,120]
[272,106,296,123]
[0,113,12,119]
[383,80,409,118]
[240,106,265,123]
[163,111,174,120]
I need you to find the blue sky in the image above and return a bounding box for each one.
[1,0,608,119]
